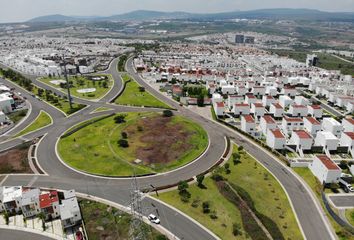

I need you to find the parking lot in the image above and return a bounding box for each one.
[328,194,354,208]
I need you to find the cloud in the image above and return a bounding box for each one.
[0,0,353,23]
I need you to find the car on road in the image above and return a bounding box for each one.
[148,214,160,224]
[339,179,354,193]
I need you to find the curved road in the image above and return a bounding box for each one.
[0,56,336,240]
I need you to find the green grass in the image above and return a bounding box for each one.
[39,74,114,100]
[79,198,166,240]
[58,112,208,176]
[115,74,172,109]
[345,209,354,227]
[32,86,86,115]
[293,168,354,240]
[7,109,28,124]
[156,144,302,240]
[117,55,128,72]
[15,111,52,137]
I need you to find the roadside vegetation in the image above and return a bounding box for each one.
[156,144,302,240]
[114,74,173,109]
[39,74,113,100]
[79,198,167,240]
[118,54,128,72]
[58,112,208,176]
[293,168,354,240]
[92,106,114,113]
[7,109,28,124]
[15,111,52,137]
[346,210,354,227]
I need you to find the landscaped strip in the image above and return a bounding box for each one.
[114,74,173,109]
[58,112,208,176]
[39,74,114,100]
[155,144,303,240]
[79,198,167,240]
[15,110,52,137]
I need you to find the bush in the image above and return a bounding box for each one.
[121,132,128,139]
[118,139,129,148]
[162,110,173,117]
[210,211,218,219]
[196,174,205,187]
[114,114,126,123]
[138,86,145,92]
[232,223,242,236]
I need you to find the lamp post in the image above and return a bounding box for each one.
[62,54,73,110]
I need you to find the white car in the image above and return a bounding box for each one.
[148,214,160,224]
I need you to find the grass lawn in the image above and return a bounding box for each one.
[32,86,86,115]
[115,74,172,109]
[345,209,354,227]
[293,168,354,240]
[39,74,113,100]
[156,144,302,240]
[79,199,166,240]
[15,111,52,137]
[7,109,28,124]
[58,112,208,176]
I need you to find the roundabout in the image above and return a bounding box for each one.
[57,112,209,176]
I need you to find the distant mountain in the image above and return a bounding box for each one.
[27,9,354,23]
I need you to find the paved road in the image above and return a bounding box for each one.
[0,56,337,240]
[0,228,54,240]
[329,195,354,208]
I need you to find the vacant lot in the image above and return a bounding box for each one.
[58,112,208,176]
[115,74,172,109]
[0,144,32,174]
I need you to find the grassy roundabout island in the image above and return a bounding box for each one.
[58,112,208,176]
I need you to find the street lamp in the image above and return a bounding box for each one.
[62,54,73,110]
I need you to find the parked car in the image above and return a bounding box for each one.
[339,179,354,193]
[148,214,160,224]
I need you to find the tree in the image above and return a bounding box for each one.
[178,181,189,194]
[196,174,205,187]
[121,132,128,139]
[102,80,108,88]
[224,163,231,174]
[38,212,46,231]
[138,86,145,92]
[162,110,173,117]
[114,114,126,123]
[238,146,244,152]
[118,139,129,148]
[3,211,9,225]
[232,223,242,236]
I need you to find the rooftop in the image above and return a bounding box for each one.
[343,118,354,125]
[323,118,341,126]
[343,132,354,140]
[305,117,321,125]
[293,130,312,139]
[262,115,276,124]
[284,116,303,123]
[270,129,285,139]
[216,102,225,108]
[253,103,263,108]
[40,191,59,209]
[243,115,255,123]
[316,155,340,170]
[310,105,322,110]
[272,103,283,109]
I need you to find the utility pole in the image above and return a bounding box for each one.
[129,174,148,240]
[62,54,73,109]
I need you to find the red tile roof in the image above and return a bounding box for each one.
[291,104,306,109]
[305,117,320,125]
[310,105,322,110]
[284,116,303,122]
[344,118,354,125]
[262,115,276,124]
[293,130,312,139]
[270,129,285,139]
[316,155,340,170]
[253,103,263,108]
[344,132,354,140]
[39,191,59,209]
[246,95,256,99]
[243,115,255,123]
[235,103,249,107]
[266,96,274,99]
[216,102,225,108]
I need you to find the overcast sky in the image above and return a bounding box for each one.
[1,0,354,23]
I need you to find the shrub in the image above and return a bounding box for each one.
[162,110,173,117]
[138,86,145,92]
[196,174,205,187]
[232,223,242,236]
[121,132,128,139]
[210,211,218,219]
[114,114,126,123]
[118,139,129,148]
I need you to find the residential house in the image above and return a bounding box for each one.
[322,118,343,138]
[233,103,250,116]
[245,94,257,105]
[237,86,247,96]
[251,103,265,119]
[262,95,276,107]
[16,188,40,218]
[0,186,22,214]
[340,132,354,156]
[60,196,82,229]
[315,131,339,151]
[269,103,284,118]
[227,95,244,109]
[342,118,354,132]
[252,86,266,97]
[267,129,286,150]
[214,102,225,117]
[304,117,321,136]
[308,105,323,118]
[260,115,277,136]
[281,87,297,97]
[294,96,310,106]
[279,95,293,108]
[288,104,308,117]
[241,115,256,136]
[309,155,341,184]
[281,117,304,136]
[39,191,60,220]
[265,86,278,96]
[290,130,313,152]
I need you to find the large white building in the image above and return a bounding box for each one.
[315,131,339,151]
[309,155,341,184]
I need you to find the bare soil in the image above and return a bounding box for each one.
[0,145,32,174]
[125,116,193,165]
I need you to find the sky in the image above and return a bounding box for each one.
[1,0,354,23]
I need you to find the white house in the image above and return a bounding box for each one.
[281,87,297,97]
[39,191,60,220]
[290,130,313,152]
[279,95,293,108]
[315,131,339,151]
[260,115,277,135]
[346,102,354,113]
[265,86,278,96]
[342,118,354,132]
[288,104,308,117]
[246,81,255,89]
[267,129,286,150]
[212,93,223,104]
[16,188,40,218]
[214,102,225,116]
[309,155,341,184]
[245,95,257,105]
[237,86,247,96]
[281,117,304,136]
[233,103,250,116]
[221,85,237,95]
[252,86,266,97]
[340,132,354,156]
[322,118,343,138]
[262,95,276,107]
[0,111,6,123]
[308,105,323,118]
[241,115,256,136]
[228,95,244,109]
[294,96,310,106]
[60,196,82,229]
[304,117,321,136]
[0,94,14,113]
[0,186,22,214]
[269,103,284,118]
[251,103,265,119]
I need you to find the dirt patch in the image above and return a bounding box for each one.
[124,116,194,165]
[0,144,32,174]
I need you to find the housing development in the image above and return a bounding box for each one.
[0,3,353,240]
